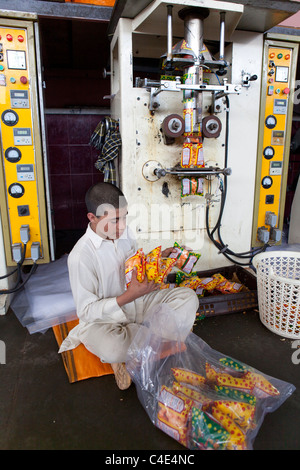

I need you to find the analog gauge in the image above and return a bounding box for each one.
[5,147,22,163]
[263,146,275,160]
[265,115,277,129]
[1,109,19,126]
[8,182,25,198]
[261,176,273,189]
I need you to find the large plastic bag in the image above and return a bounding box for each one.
[11,255,77,334]
[126,304,295,450]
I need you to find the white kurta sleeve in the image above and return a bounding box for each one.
[68,250,128,325]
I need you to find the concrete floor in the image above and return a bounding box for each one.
[0,305,299,451]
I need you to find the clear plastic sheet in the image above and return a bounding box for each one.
[126,305,295,450]
[11,255,77,334]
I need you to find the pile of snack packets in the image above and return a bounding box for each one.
[156,358,286,450]
[125,241,245,299]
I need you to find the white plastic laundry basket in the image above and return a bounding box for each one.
[253,251,300,339]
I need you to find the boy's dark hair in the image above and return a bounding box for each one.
[85,182,127,215]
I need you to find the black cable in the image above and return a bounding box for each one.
[0,267,18,280]
[205,95,269,265]
[0,242,39,295]
[0,262,38,295]
[0,242,27,280]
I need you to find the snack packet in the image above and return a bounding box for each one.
[198,277,220,291]
[156,258,176,284]
[157,385,193,447]
[192,142,204,167]
[125,249,145,287]
[168,242,200,274]
[181,177,203,197]
[178,276,202,290]
[212,273,243,294]
[145,246,161,281]
[181,142,193,167]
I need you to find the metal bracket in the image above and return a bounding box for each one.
[154,166,232,179]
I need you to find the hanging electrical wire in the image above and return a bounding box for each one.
[205,95,269,265]
[0,242,38,295]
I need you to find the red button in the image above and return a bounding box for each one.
[283,87,290,95]
[17,35,24,42]
[20,76,28,84]
[6,34,13,41]
[269,52,275,58]
[285,54,290,60]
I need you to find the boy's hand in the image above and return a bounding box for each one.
[161,247,177,258]
[117,267,158,307]
[128,267,158,297]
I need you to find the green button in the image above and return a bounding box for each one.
[0,65,4,71]
[277,53,283,59]
[10,77,16,83]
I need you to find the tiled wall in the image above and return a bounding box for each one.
[46,112,105,231]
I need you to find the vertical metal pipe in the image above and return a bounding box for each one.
[184,15,204,63]
[219,11,226,60]
[166,5,173,62]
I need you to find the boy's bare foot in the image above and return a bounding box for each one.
[111,362,132,390]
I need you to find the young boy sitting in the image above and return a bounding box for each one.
[59,182,199,389]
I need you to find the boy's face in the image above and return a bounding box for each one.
[91,204,128,240]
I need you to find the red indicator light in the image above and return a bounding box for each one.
[6,34,13,42]
[285,54,290,60]
[20,76,28,84]
[269,52,275,59]
[17,35,24,42]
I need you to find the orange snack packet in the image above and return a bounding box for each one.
[210,405,246,449]
[212,273,243,294]
[145,246,161,281]
[245,371,280,397]
[172,367,206,387]
[125,249,145,287]
[198,277,219,291]
[178,276,202,290]
[156,258,176,284]
[157,385,193,447]
[168,242,200,274]
[212,400,255,430]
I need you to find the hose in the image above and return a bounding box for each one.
[205,95,268,265]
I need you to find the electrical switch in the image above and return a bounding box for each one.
[265,211,277,227]
[268,86,274,95]
[12,243,22,263]
[283,88,290,95]
[20,224,30,244]
[257,226,270,244]
[270,227,281,242]
[31,242,40,262]
[20,76,28,84]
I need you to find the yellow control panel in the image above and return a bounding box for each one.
[252,38,299,247]
[0,19,50,265]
